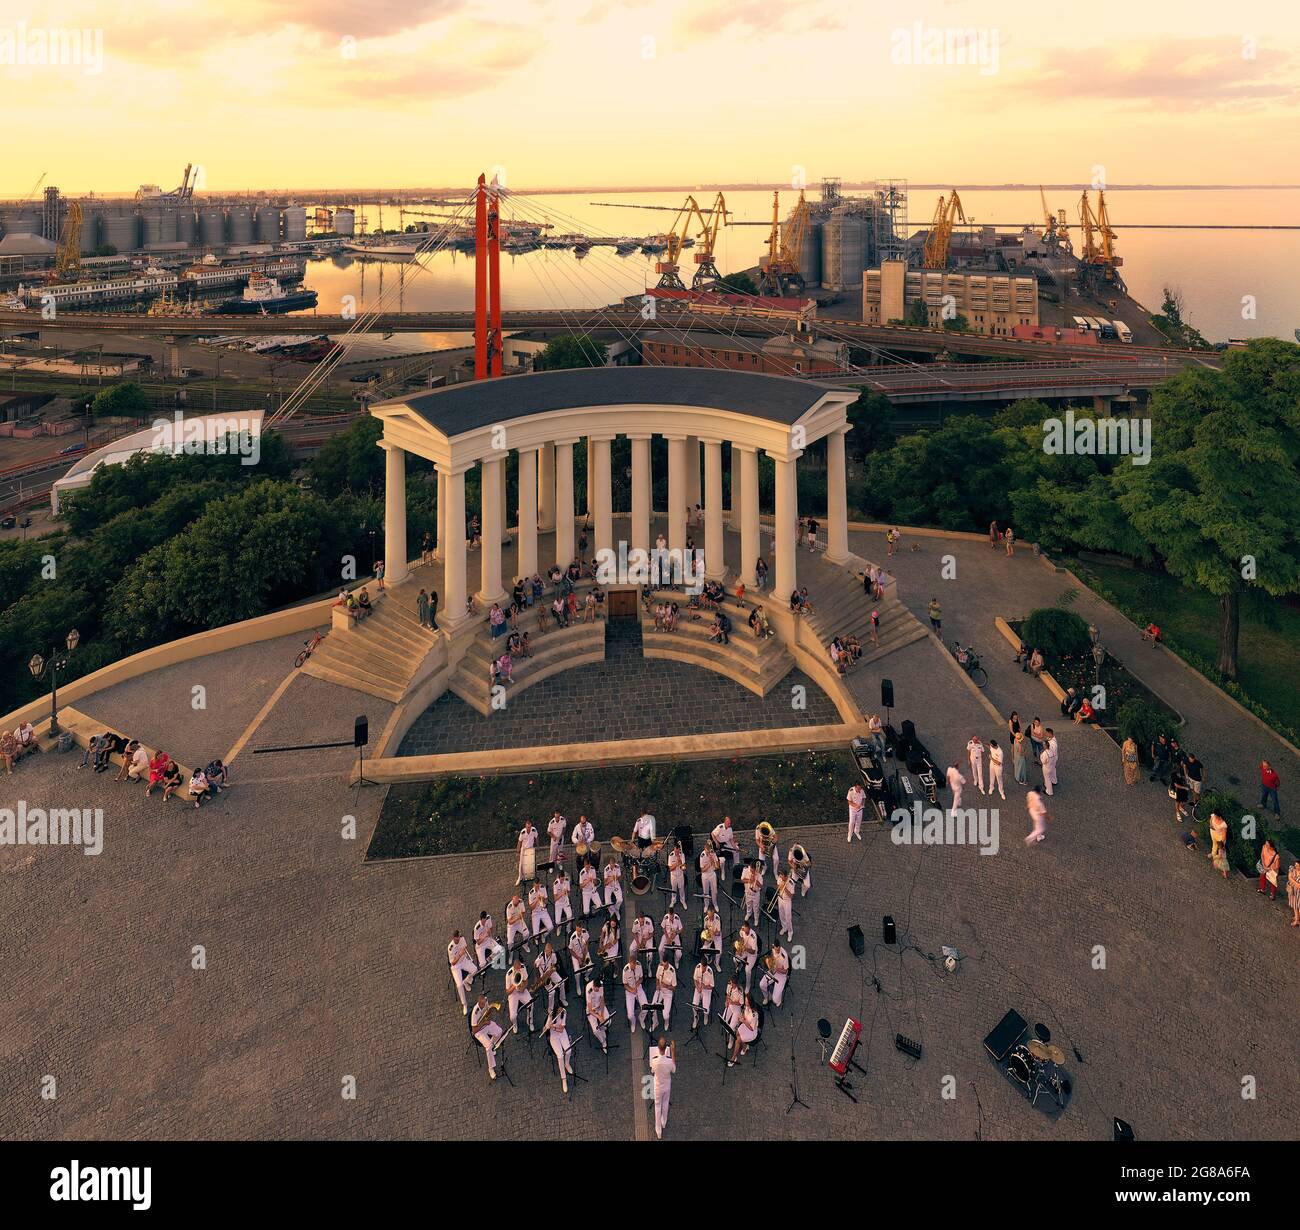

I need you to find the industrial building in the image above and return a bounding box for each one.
[641,327,848,375]
[863,260,1038,336]
[778,178,909,293]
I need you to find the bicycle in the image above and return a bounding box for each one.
[295,630,324,668]
[950,641,988,689]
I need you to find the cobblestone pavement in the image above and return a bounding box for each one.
[3,543,1299,1141]
[399,620,838,756]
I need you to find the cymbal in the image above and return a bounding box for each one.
[1027,1039,1051,1060]
[1046,1043,1067,1064]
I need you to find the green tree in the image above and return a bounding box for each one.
[942,313,970,333]
[904,299,930,328]
[308,413,385,498]
[845,389,895,462]
[1112,338,1300,678]
[536,335,607,370]
[718,271,758,295]
[90,381,150,420]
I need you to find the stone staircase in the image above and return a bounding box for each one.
[299,584,439,702]
[800,568,928,667]
[447,617,606,716]
[640,588,796,697]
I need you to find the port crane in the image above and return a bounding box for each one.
[690,192,729,288]
[53,200,83,280]
[1039,186,1071,252]
[655,195,707,290]
[922,190,966,269]
[1077,189,1125,291]
[758,190,810,296]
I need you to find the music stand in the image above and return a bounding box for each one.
[560,1030,588,1099]
[491,1030,515,1089]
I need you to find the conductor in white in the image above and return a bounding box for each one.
[946,764,966,817]
[649,1037,677,1139]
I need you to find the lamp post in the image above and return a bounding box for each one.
[1092,640,1105,687]
[29,627,80,738]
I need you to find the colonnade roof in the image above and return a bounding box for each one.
[376,368,839,440]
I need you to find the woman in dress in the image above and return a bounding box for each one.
[1028,718,1046,765]
[1287,859,1300,928]
[1012,730,1030,786]
[1121,736,1140,786]
[1259,839,1281,900]
[1208,812,1230,879]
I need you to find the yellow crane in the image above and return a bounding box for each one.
[1039,186,1071,251]
[922,191,966,269]
[691,191,729,288]
[655,194,707,290]
[53,200,83,280]
[1077,190,1124,290]
[759,190,810,296]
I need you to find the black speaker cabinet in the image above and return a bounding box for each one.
[882,915,897,945]
[983,1008,1029,1061]
[880,677,895,709]
[354,715,369,747]
[847,925,865,957]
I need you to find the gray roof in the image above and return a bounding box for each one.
[383,367,828,438]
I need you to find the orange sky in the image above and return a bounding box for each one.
[3,0,1298,195]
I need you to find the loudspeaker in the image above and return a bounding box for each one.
[1114,1118,1135,1142]
[882,915,896,945]
[354,715,369,748]
[880,678,895,709]
[983,1008,1028,1061]
[847,925,865,957]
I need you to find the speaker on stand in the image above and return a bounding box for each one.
[881,678,899,801]
[354,714,376,786]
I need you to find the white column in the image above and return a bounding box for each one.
[382,441,408,586]
[538,443,555,530]
[477,455,507,606]
[703,438,727,581]
[434,467,448,562]
[592,435,614,562]
[586,437,596,517]
[499,461,511,544]
[685,435,701,512]
[774,452,799,599]
[737,445,759,587]
[554,440,575,567]
[630,435,651,556]
[825,427,850,564]
[517,447,539,579]
[441,464,468,629]
[667,435,687,552]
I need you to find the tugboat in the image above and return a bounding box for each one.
[207,274,318,315]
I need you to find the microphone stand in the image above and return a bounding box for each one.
[784,1032,809,1114]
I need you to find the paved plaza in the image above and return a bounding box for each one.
[2,536,1299,1141]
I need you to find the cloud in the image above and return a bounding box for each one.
[679,0,843,39]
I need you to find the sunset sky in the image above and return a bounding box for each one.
[3,0,1298,195]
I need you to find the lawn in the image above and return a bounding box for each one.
[368,750,857,860]
[1070,558,1300,742]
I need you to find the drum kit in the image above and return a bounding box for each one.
[611,833,667,895]
[1005,1038,1072,1110]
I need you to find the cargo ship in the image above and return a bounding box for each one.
[206,274,318,315]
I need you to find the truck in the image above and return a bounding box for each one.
[1113,320,1133,343]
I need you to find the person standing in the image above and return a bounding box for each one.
[887,526,900,558]
[966,735,986,794]
[515,819,538,885]
[546,809,567,868]
[989,519,999,548]
[774,869,795,943]
[1003,527,1015,556]
[585,976,610,1054]
[737,921,759,993]
[1287,859,1300,928]
[416,587,430,628]
[1260,839,1281,900]
[846,782,866,842]
[946,763,966,816]
[623,955,647,1035]
[1012,730,1030,785]
[741,862,763,927]
[544,1002,574,1095]
[868,711,885,760]
[1208,811,1230,879]
[1041,729,1059,797]
[928,598,942,634]
[699,844,720,910]
[692,961,714,1028]
[603,858,624,912]
[1150,734,1172,786]
[1184,752,1204,807]
[667,843,687,910]
[987,739,1005,800]
[579,861,601,917]
[654,959,677,1030]
[1121,736,1140,787]
[1259,761,1282,817]
[447,930,478,1015]
[649,1037,677,1139]
[552,869,573,931]
[1028,718,1046,765]
[428,589,439,630]
[374,558,385,591]
[1024,790,1049,845]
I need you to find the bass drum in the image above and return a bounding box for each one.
[1006,1044,1036,1087]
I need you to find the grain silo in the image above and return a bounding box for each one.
[820,206,870,291]
[78,208,102,254]
[227,206,253,245]
[796,213,823,290]
[255,206,281,243]
[141,206,178,248]
[102,211,140,253]
[176,208,197,247]
[282,206,307,242]
[199,207,225,247]
[334,207,355,236]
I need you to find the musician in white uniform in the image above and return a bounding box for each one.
[585,977,610,1053]
[471,993,504,1080]
[632,912,655,964]
[774,869,795,942]
[654,958,677,1030]
[692,960,715,1027]
[966,736,986,794]
[552,869,573,930]
[579,861,601,917]
[505,892,530,954]
[571,814,595,850]
[535,941,566,1011]
[699,845,720,910]
[505,958,533,1033]
[711,815,740,869]
[473,910,505,969]
[632,810,656,847]
[737,921,759,992]
[568,922,592,990]
[622,955,648,1034]
[547,809,567,866]
[759,942,789,1007]
[722,973,745,1030]
[516,819,538,884]
[602,858,623,911]
[528,879,553,938]
[755,822,778,872]
[741,860,763,927]
[788,844,812,898]
[649,1037,676,1139]
[598,915,621,964]
[667,843,688,909]
[447,929,478,1014]
[728,996,760,1067]
[659,907,684,968]
[846,783,865,842]
[544,1003,574,1094]
[702,906,722,970]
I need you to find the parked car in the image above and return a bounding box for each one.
[59,442,86,455]
[0,515,15,529]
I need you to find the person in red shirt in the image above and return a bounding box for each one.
[1259,760,1281,817]
[1142,623,1162,645]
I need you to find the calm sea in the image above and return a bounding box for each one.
[300,187,1300,358]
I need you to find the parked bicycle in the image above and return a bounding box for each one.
[950,640,988,688]
[294,630,324,668]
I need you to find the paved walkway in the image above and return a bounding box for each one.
[2,531,1299,1141]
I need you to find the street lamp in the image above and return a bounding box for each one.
[1087,622,1099,646]
[1091,640,1105,686]
[29,627,80,738]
